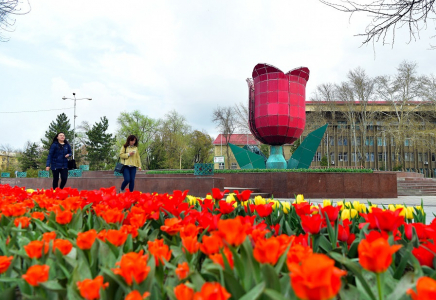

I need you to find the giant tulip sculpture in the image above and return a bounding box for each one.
[247,63,310,168]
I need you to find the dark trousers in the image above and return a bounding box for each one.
[121,166,137,192]
[52,168,68,189]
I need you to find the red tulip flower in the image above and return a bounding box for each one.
[211,188,229,201]
[252,203,274,217]
[412,241,436,268]
[233,190,252,201]
[369,207,405,232]
[319,205,341,222]
[293,202,312,216]
[300,214,323,235]
[216,201,235,214]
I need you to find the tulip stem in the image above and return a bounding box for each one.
[376,273,383,300]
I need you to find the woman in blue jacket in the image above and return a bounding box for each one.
[45,132,73,189]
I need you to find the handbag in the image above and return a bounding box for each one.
[68,158,77,170]
[64,144,76,170]
[114,147,127,173]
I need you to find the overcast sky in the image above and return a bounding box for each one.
[1,0,435,150]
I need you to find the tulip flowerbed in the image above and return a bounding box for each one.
[0,184,435,300]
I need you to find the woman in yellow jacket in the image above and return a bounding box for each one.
[119,135,142,193]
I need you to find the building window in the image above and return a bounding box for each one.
[404,139,413,147]
[330,152,335,163]
[365,137,374,146]
[219,163,225,169]
[418,153,423,162]
[231,163,238,169]
[390,137,396,146]
[338,152,343,161]
[365,153,369,162]
[338,138,343,146]
[316,152,321,162]
[392,153,395,161]
[370,152,375,162]
[351,153,356,162]
[351,137,361,146]
[405,152,409,161]
[330,137,334,146]
[344,152,348,162]
[378,152,383,161]
[410,153,414,162]
[424,153,428,162]
[377,137,386,146]
[343,138,348,146]
[432,153,435,162]
[337,121,347,129]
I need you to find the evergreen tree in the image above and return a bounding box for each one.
[320,155,328,167]
[19,142,41,170]
[86,116,115,170]
[40,113,74,166]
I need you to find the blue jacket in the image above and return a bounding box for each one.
[46,142,73,170]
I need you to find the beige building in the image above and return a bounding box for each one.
[305,100,436,177]
[0,152,18,171]
[213,101,436,177]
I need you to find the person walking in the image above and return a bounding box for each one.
[46,132,72,190]
[119,135,142,193]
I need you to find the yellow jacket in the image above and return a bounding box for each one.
[119,146,142,168]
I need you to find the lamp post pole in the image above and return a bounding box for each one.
[62,93,92,159]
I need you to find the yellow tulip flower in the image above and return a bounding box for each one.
[186,195,199,206]
[254,196,266,205]
[368,204,378,213]
[282,202,291,214]
[358,204,367,213]
[405,207,415,220]
[226,194,236,202]
[323,199,332,207]
[269,200,280,210]
[296,194,305,204]
[311,205,319,214]
[341,209,358,220]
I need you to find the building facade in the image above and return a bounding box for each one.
[305,101,436,177]
[213,101,436,177]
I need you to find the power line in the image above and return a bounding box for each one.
[0,107,74,114]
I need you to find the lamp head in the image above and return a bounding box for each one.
[73,93,76,96]
[88,98,92,101]
[62,97,66,100]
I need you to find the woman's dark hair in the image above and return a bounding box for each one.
[123,135,138,148]
[51,132,69,145]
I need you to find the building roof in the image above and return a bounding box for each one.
[213,134,259,145]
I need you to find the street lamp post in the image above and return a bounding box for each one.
[62,93,92,159]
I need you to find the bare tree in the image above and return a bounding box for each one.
[376,61,428,169]
[212,106,237,169]
[233,102,250,134]
[0,0,30,42]
[320,0,436,48]
[347,67,377,166]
